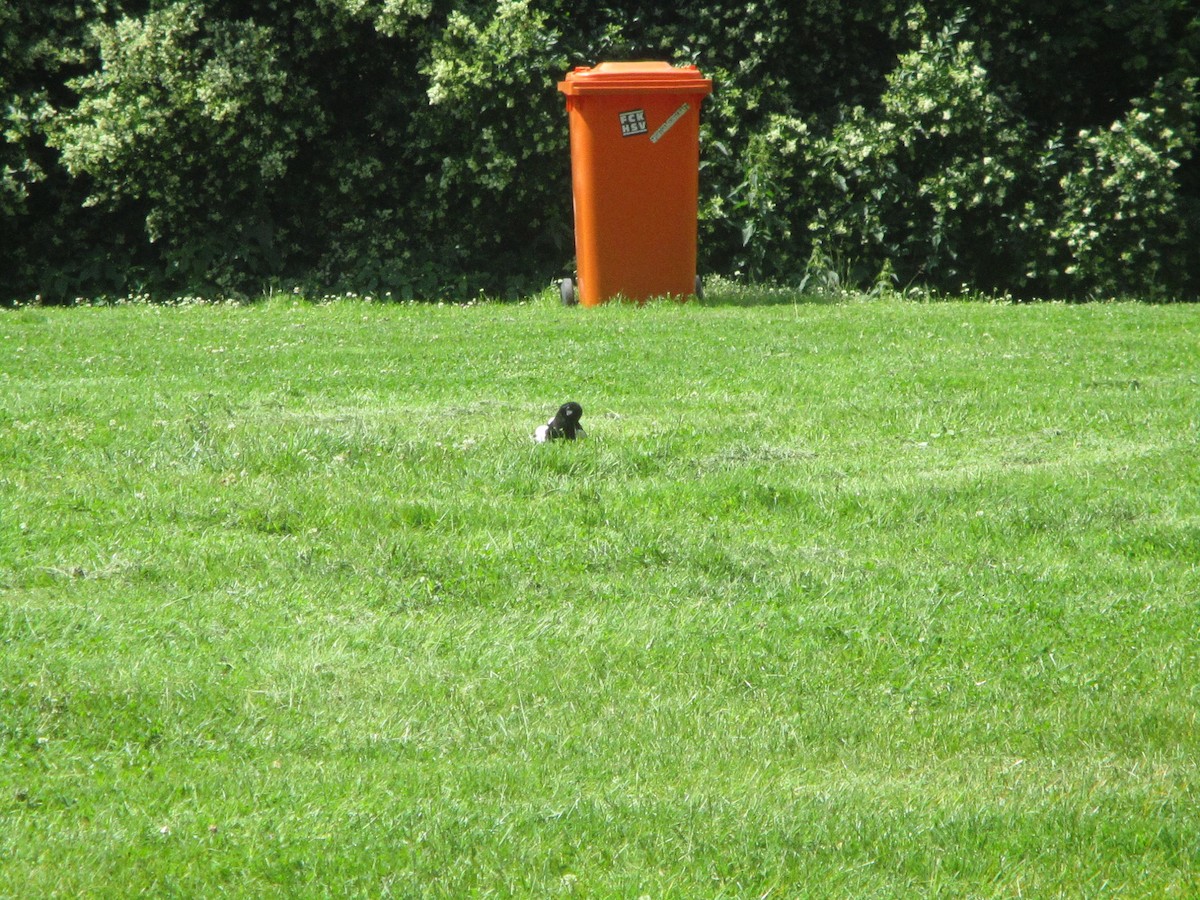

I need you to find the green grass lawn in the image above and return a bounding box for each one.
[2,288,1198,897]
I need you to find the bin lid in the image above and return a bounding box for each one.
[558,61,712,96]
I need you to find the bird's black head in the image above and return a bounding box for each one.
[550,401,583,439]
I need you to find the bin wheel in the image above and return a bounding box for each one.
[695,275,704,300]
[560,278,577,306]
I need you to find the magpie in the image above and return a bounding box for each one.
[534,401,585,442]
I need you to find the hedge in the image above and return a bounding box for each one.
[2,0,1197,301]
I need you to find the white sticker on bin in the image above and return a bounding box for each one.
[619,109,648,137]
[650,103,691,143]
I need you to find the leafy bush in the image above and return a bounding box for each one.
[46,3,308,293]
[803,11,1036,293]
[2,0,1198,302]
[1043,77,1198,299]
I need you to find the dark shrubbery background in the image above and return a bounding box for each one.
[3,0,1197,302]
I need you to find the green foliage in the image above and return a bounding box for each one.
[1,0,1198,301]
[46,3,308,293]
[413,0,572,293]
[1,2,143,298]
[740,7,1199,299]
[1045,77,1198,299]
[0,2,75,218]
[804,11,1035,293]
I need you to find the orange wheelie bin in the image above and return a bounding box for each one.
[557,62,713,307]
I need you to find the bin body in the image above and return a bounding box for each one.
[558,62,712,306]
